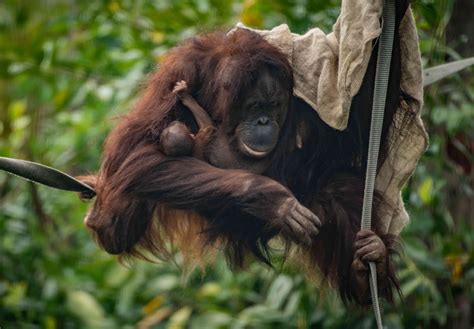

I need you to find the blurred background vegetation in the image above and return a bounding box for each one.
[0,0,473,328]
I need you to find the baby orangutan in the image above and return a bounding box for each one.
[160,81,216,159]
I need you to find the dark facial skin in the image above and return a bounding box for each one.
[234,70,288,158]
[207,70,290,173]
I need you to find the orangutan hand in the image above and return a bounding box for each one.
[352,229,387,277]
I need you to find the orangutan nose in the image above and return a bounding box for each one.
[257,116,270,126]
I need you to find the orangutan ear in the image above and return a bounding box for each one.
[296,122,307,149]
[296,133,303,149]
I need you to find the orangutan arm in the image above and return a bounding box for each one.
[109,145,321,246]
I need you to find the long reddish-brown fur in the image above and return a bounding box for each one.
[81,0,410,305]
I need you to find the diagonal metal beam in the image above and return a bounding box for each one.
[423,57,474,87]
[0,156,95,194]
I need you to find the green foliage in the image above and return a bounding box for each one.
[1,0,473,328]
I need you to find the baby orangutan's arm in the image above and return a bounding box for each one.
[172,80,213,129]
[160,81,215,158]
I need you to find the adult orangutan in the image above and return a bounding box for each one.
[79,0,418,305]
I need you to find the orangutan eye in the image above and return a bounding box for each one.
[247,101,259,110]
[270,101,280,107]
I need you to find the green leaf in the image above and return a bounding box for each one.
[66,290,114,328]
[167,306,193,329]
[418,177,433,205]
[265,275,293,310]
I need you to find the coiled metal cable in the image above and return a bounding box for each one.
[360,0,396,328]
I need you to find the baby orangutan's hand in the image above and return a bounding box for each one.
[172,80,194,107]
[172,80,188,94]
[193,126,216,160]
[172,80,214,130]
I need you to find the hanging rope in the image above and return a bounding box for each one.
[360,0,396,328]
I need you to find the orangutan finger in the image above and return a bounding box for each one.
[362,250,384,263]
[354,236,378,249]
[352,258,368,272]
[354,243,381,260]
[291,208,319,236]
[284,220,311,246]
[295,203,321,228]
[356,229,375,240]
[172,80,188,93]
